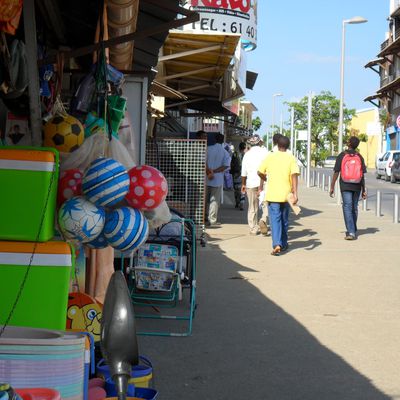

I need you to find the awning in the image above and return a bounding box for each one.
[378,75,400,93]
[150,81,187,99]
[364,93,385,102]
[157,30,241,109]
[364,58,385,69]
[378,36,400,58]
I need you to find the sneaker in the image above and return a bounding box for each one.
[259,220,268,236]
[345,234,356,240]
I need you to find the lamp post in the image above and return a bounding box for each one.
[271,93,283,150]
[338,16,368,154]
[337,16,367,204]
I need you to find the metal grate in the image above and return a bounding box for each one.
[145,139,207,228]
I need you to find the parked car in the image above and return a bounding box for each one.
[390,151,400,183]
[376,150,400,181]
[322,156,337,168]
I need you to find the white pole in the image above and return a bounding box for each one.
[306,92,312,188]
[280,111,283,135]
[290,107,295,154]
[338,20,346,155]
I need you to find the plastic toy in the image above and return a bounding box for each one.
[86,232,108,249]
[43,114,84,153]
[126,166,168,210]
[57,169,83,207]
[58,196,105,243]
[82,158,130,207]
[103,207,149,253]
[66,292,102,341]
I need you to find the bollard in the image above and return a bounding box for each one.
[328,176,332,193]
[316,172,320,188]
[362,197,367,211]
[394,193,399,224]
[322,174,326,191]
[376,190,382,217]
[312,170,316,187]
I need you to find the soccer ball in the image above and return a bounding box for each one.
[86,233,108,249]
[82,157,130,207]
[43,114,84,153]
[58,196,105,243]
[103,207,149,253]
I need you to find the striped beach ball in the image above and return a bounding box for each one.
[82,158,130,207]
[104,207,149,253]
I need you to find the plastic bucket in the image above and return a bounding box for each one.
[104,382,157,400]
[97,356,153,388]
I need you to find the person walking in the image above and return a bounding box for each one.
[258,135,299,255]
[206,133,231,226]
[241,135,269,235]
[329,136,367,240]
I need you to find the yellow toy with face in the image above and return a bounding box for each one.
[66,292,102,341]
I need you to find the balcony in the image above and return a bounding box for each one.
[379,28,400,56]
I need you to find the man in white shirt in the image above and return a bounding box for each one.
[241,135,269,235]
[206,133,231,226]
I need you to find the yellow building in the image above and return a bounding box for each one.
[349,108,383,169]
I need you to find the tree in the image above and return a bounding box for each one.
[286,91,355,166]
[252,116,262,131]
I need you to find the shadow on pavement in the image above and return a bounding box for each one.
[357,227,380,236]
[138,200,390,399]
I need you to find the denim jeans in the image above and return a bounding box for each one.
[268,202,290,248]
[341,190,360,236]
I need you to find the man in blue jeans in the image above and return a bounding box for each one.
[329,136,367,240]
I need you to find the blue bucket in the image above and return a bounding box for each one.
[104,379,158,399]
[97,356,153,387]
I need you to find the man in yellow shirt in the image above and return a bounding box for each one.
[258,136,299,255]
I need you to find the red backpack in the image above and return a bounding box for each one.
[341,152,363,183]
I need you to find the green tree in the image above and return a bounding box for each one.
[286,91,355,166]
[252,116,262,131]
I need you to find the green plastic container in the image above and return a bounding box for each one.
[0,241,74,330]
[0,147,59,242]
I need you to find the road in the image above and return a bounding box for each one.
[313,167,400,220]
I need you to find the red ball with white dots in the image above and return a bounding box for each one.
[126,165,168,210]
[57,169,83,207]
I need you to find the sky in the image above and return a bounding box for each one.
[245,0,390,132]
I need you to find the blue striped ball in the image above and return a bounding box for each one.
[104,207,149,253]
[82,158,130,207]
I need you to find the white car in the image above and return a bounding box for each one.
[376,150,400,181]
[322,156,337,168]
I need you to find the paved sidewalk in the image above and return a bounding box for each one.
[138,183,400,400]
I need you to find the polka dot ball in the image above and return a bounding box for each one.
[125,165,168,210]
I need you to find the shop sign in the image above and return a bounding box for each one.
[183,0,258,50]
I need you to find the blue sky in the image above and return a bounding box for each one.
[246,0,389,132]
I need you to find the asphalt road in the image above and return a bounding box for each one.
[313,167,400,221]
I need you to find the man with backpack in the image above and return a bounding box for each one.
[329,136,367,240]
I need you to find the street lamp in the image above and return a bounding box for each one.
[271,93,283,150]
[338,16,368,154]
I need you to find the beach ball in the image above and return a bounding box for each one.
[126,165,168,210]
[104,207,149,253]
[43,114,84,153]
[82,157,130,207]
[58,196,105,243]
[86,232,108,249]
[57,169,83,207]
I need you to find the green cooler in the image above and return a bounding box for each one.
[0,241,74,330]
[0,147,59,242]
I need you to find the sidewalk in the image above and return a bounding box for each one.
[138,183,400,400]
